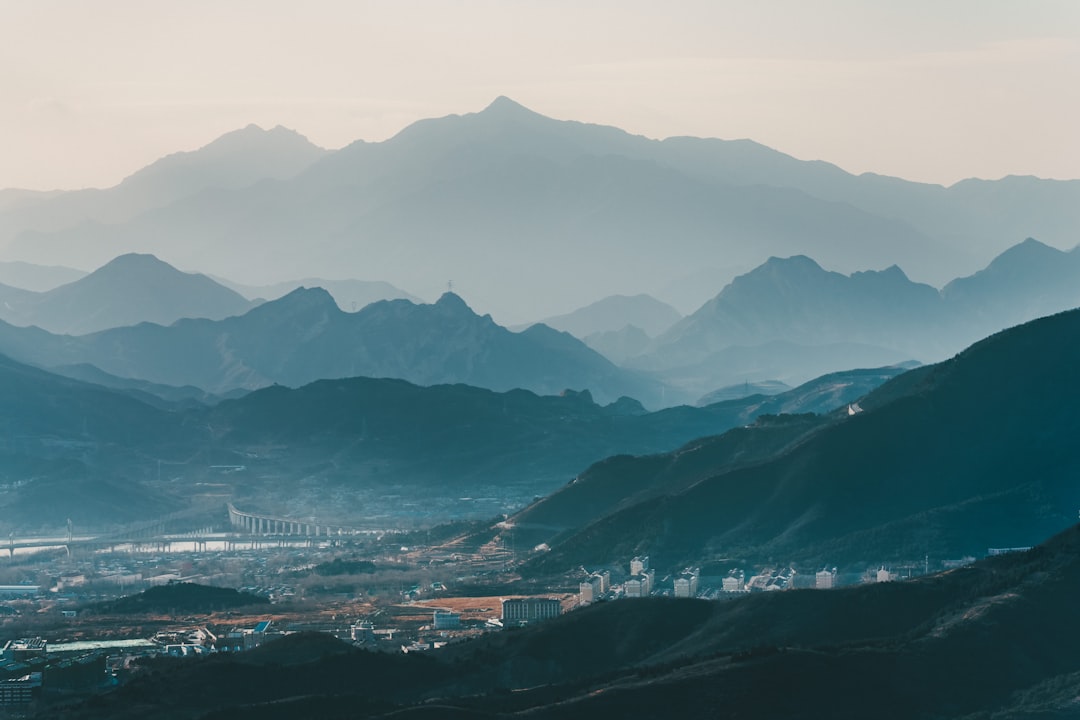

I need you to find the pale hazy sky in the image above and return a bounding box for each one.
[2,0,1077,190]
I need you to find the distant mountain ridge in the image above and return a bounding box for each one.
[631,239,1080,395]
[0,124,326,241]
[0,259,85,292]
[530,294,682,338]
[0,288,666,406]
[0,253,256,335]
[220,276,420,312]
[3,97,1076,322]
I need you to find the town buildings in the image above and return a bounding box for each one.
[674,568,700,598]
[501,597,562,623]
[722,569,746,593]
[433,610,461,630]
[816,568,837,589]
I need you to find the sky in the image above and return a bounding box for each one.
[1,0,1078,190]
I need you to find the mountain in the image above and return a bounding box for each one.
[582,324,653,365]
[48,362,244,408]
[0,354,190,526]
[942,237,1080,346]
[522,307,1080,574]
[0,124,327,243]
[8,98,1076,322]
[505,365,908,551]
[0,351,864,529]
[0,289,670,405]
[634,241,1080,398]
[0,253,256,335]
[196,375,797,519]
[639,255,945,372]
[0,260,85,291]
[54,524,1080,719]
[696,379,790,405]
[532,294,682,339]
[220,276,421,311]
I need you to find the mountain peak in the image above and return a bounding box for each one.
[482,95,534,116]
[986,237,1063,270]
[98,252,168,268]
[754,255,826,279]
[435,291,471,311]
[90,253,183,279]
[260,286,339,316]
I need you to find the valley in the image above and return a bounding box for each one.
[0,80,1077,718]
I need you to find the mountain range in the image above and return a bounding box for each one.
[0,259,85,292]
[0,289,667,406]
[528,293,682,338]
[628,238,1080,395]
[516,305,1080,574]
[0,253,256,335]
[0,351,894,529]
[0,124,326,237]
[1,240,1076,410]
[3,97,1077,322]
[219,276,420,311]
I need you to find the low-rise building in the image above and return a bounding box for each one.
[1,639,46,662]
[0,672,40,706]
[816,568,837,590]
[433,610,461,630]
[351,622,375,643]
[501,597,561,623]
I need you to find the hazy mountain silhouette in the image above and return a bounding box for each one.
[696,379,791,404]
[531,294,682,338]
[0,259,85,291]
[0,124,326,243]
[220,276,420,311]
[633,240,1080,397]
[582,324,653,364]
[643,255,944,369]
[0,290,666,406]
[942,237,1080,346]
[524,307,1080,573]
[7,98,1074,321]
[0,253,256,335]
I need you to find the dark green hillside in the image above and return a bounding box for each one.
[85,583,269,615]
[50,525,1080,719]
[530,308,1080,572]
[199,376,781,490]
[0,354,180,442]
[0,345,896,528]
[517,526,1080,720]
[508,413,828,550]
[0,353,197,526]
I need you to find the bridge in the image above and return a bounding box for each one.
[5,503,369,558]
[226,503,364,537]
